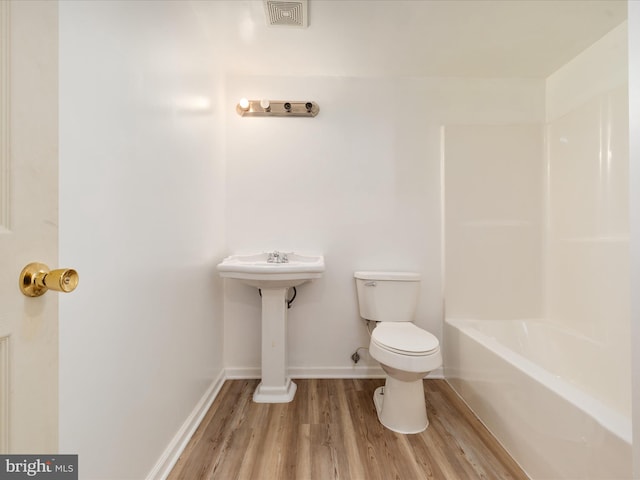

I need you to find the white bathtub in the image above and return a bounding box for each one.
[444,318,632,480]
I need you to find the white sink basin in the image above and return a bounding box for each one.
[217,252,325,288]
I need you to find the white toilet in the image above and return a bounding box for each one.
[354,271,442,434]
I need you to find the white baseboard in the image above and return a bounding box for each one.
[289,366,386,378]
[224,365,386,379]
[146,370,226,480]
[225,365,444,379]
[223,366,261,379]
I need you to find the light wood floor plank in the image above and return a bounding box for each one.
[295,424,311,480]
[168,379,529,480]
[332,380,366,480]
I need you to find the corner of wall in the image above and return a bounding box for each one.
[145,371,226,480]
[627,2,640,476]
[545,21,628,122]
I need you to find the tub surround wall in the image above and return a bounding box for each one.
[545,23,628,122]
[443,22,631,479]
[545,23,630,417]
[59,2,226,478]
[223,75,544,377]
[443,124,543,320]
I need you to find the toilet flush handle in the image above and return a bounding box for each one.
[364,281,377,287]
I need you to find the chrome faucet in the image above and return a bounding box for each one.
[267,251,288,263]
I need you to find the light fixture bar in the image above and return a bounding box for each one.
[236,100,319,117]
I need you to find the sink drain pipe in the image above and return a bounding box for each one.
[258,287,297,309]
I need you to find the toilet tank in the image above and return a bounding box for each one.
[354,271,421,322]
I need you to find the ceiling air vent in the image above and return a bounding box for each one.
[263,0,308,28]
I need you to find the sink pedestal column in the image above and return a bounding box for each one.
[253,287,297,403]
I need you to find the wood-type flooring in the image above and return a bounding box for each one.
[168,378,528,480]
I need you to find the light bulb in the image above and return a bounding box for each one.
[260,99,270,111]
[239,98,250,110]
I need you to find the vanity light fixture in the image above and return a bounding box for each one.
[236,99,319,117]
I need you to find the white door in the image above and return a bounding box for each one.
[0,0,59,453]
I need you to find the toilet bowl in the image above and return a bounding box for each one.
[370,322,441,433]
[354,271,442,434]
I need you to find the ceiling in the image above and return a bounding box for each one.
[194,0,627,78]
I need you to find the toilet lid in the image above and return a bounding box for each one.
[371,323,439,356]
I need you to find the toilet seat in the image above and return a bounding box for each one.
[369,322,442,374]
[371,323,439,356]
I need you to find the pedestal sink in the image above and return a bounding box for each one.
[217,252,325,403]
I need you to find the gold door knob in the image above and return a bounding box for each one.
[19,262,79,297]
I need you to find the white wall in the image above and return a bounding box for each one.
[58,1,225,478]
[628,1,640,476]
[223,75,544,375]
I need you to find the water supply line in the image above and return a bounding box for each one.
[351,320,375,364]
[351,347,368,364]
[258,286,297,309]
[286,287,297,308]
